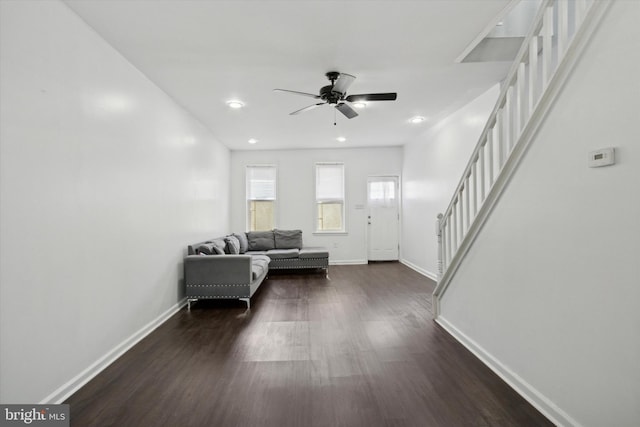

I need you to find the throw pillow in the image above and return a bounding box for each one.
[274,229,303,249]
[196,243,218,255]
[233,232,249,254]
[224,235,240,255]
[211,238,227,253]
[246,231,276,251]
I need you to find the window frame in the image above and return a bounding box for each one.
[245,164,277,232]
[314,162,346,234]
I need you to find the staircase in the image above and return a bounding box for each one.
[432,0,611,316]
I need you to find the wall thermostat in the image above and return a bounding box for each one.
[588,147,615,168]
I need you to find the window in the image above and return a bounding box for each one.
[246,165,276,231]
[315,163,345,232]
[368,180,396,204]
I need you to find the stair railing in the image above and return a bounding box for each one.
[433,0,611,316]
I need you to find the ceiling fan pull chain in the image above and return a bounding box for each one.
[334,108,337,126]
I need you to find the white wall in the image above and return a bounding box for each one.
[0,1,230,403]
[231,147,403,263]
[401,85,499,278]
[439,2,640,426]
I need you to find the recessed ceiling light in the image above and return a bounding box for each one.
[248,138,258,144]
[226,100,244,109]
[410,116,426,124]
[336,136,347,142]
[496,21,504,26]
[353,102,367,109]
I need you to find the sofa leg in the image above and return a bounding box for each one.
[239,298,250,309]
[187,298,198,311]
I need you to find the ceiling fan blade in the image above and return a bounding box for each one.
[274,89,321,99]
[345,93,397,102]
[290,102,326,115]
[332,73,356,95]
[335,103,358,119]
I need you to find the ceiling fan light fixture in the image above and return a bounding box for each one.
[275,72,397,121]
[226,100,244,109]
[410,116,426,124]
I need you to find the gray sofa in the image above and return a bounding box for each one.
[184,229,328,309]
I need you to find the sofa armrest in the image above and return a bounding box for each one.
[184,255,252,285]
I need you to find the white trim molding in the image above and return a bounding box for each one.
[40,299,188,404]
[400,259,438,281]
[436,316,582,427]
[330,259,367,266]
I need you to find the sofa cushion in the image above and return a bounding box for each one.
[247,231,276,251]
[251,255,270,280]
[251,264,265,280]
[246,250,268,257]
[299,247,329,259]
[265,249,299,259]
[224,235,240,254]
[251,255,270,270]
[233,232,249,254]
[251,254,271,264]
[196,243,224,255]
[274,229,303,249]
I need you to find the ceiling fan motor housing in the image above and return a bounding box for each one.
[321,71,346,104]
[320,85,342,104]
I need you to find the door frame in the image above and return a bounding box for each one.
[366,175,401,262]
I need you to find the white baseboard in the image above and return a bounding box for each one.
[400,259,438,281]
[41,298,188,404]
[435,316,580,427]
[330,259,367,265]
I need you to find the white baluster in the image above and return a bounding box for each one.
[479,142,486,202]
[464,177,470,233]
[558,0,569,56]
[496,110,505,169]
[504,87,512,153]
[436,213,444,280]
[452,200,458,252]
[488,128,495,186]
[528,35,539,113]
[542,5,554,88]
[517,63,526,135]
[446,214,452,264]
[472,162,478,217]
[458,193,464,246]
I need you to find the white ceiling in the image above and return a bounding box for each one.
[64,0,513,151]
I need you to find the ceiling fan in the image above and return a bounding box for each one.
[274,71,397,120]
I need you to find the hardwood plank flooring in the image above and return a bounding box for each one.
[66,263,553,426]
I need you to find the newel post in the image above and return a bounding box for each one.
[436,213,444,281]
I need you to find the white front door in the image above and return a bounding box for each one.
[367,176,399,261]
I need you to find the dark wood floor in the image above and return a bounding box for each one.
[66,263,552,427]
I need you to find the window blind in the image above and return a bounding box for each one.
[247,166,276,200]
[316,163,344,201]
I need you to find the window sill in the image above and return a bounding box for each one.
[313,231,348,236]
